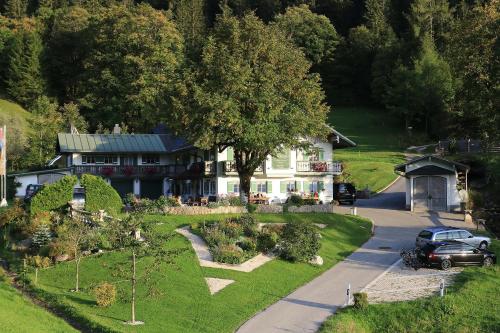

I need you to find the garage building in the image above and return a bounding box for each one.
[395,155,469,212]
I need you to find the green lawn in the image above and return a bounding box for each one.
[320,240,500,333]
[0,98,31,133]
[329,107,412,192]
[0,274,78,333]
[33,213,371,333]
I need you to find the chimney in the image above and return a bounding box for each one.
[113,124,121,134]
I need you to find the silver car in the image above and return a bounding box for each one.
[416,227,491,250]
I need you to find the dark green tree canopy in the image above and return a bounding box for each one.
[171,10,329,198]
[78,4,184,132]
[273,4,340,65]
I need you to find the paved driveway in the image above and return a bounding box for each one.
[237,177,469,333]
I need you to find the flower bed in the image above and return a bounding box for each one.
[191,215,321,265]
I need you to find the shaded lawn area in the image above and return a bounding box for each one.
[35,213,371,333]
[320,240,500,333]
[0,278,78,333]
[329,107,410,192]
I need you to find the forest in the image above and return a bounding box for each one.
[0,0,498,172]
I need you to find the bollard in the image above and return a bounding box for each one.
[350,207,357,215]
[439,279,445,297]
[345,283,351,306]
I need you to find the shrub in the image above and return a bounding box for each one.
[48,240,70,258]
[246,203,257,213]
[31,224,52,251]
[237,238,257,252]
[257,231,279,252]
[202,225,232,247]
[288,195,304,206]
[207,202,220,209]
[30,175,78,215]
[22,211,52,237]
[236,214,258,237]
[303,198,317,205]
[279,222,321,262]
[262,223,285,236]
[80,174,122,216]
[94,282,117,307]
[228,196,243,206]
[218,219,243,239]
[353,292,368,310]
[155,195,180,208]
[212,244,244,264]
[0,199,27,228]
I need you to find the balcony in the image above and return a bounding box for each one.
[296,161,342,174]
[222,161,264,175]
[73,165,187,178]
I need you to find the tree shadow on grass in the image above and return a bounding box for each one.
[64,293,95,306]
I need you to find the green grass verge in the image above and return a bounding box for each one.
[0,275,78,333]
[33,213,371,333]
[320,240,500,333]
[329,107,411,192]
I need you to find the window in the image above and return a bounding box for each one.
[305,181,325,193]
[418,231,433,240]
[204,179,216,195]
[280,181,296,193]
[227,181,240,193]
[272,150,290,169]
[257,182,267,193]
[82,155,117,165]
[434,232,447,241]
[121,156,135,166]
[142,154,160,165]
[447,231,461,239]
[459,230,471,239]
[304,148,324,161]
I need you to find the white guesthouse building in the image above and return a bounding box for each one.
[13,127,356,203]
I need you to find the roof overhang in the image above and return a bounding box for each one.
[395,155,470,177]
[325,125,357,149]
[9,167,72,178]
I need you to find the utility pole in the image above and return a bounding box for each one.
[0,125,7,207]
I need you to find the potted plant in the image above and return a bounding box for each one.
[101,167,114,177]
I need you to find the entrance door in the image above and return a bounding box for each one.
[413,176,447,212]
[111,179,134,198]
[140,179,163,199]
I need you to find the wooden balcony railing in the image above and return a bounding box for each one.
[222,161,264,174]
[296,161,342,173]
[73,165,187,177]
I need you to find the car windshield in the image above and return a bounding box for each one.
[418,230,433,239]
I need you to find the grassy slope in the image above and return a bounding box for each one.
[329,107,407,193]
[0,278,77,333]
[320,240,500,333]
[0,98,31,133]
[35,213,371,333]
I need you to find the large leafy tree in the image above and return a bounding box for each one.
[172,0,206,58]
[445,0,499,143]
[273,4,340,66]
[78,4,184,131]
[172,11,329,200]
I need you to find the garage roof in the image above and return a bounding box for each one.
[394,155,469,177]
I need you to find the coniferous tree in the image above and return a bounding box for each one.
[4,0,28,19]
[6,30,46,107]
[173,0,206,58]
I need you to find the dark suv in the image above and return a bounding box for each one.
[333,183,356,205]
[418,241,496,270]
[24,184,44,204]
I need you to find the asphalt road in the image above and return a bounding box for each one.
[237,177,466,333]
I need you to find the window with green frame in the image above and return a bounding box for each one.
[226,147,234,161]
[227,181,239,193]
[272,149,290,169]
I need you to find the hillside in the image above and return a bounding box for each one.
[0,98,31,172]
[329,107,410,193]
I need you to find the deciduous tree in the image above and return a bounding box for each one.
[172,11,329,201]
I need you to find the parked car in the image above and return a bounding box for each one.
[333,183,356,205]
[24,184,44,203]
[417,241,496,270]
[416,226,491,250]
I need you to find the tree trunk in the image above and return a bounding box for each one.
[75,254,80,292]
[239,173,251,204]
[131,250,136,324]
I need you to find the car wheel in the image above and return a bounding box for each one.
[483,257,493,267]
[441,259,452,270]
[479,242,488,250]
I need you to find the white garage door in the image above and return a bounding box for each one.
[413,176,447,212]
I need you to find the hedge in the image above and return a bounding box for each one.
[80,174,122,216]
[30,175,78,216]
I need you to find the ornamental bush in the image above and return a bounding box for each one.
[353,292,368,310]
[80,174,122,216]
[212,244,244,264]
[279,222,321,262]
[288,195,304,206]
[94,282,117,307]
[30,175,78,215]
[256,230,278,252]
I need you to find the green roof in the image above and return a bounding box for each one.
[58,134,168,153]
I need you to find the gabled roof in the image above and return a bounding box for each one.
[394,155,469,177]
[326,125,357,148]
[58,133,169,153]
